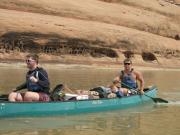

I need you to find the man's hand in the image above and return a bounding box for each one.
[139,90,144,95]
[12,88,17,92]
[30,76,38,83]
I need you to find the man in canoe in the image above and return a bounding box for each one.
[113,58,144,95]
[8,54,50,102]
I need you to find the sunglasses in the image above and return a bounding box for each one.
[124,63,131,65]
[26,59,35,63]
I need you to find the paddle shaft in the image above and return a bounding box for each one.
[120,81,168,103]
[0,94,8,101]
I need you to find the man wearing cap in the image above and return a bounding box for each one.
[114,58,144,95]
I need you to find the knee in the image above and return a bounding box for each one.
[8,92,16,101]
[8,92,15,97]
[8,92,22,101]
[23,92,33,101]
[123,88,130,96]
[23,92,39,101]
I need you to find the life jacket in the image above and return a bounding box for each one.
[120,69,138,89]
[26,68,44,92]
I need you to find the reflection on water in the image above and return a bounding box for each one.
[0,104,155,134]
[157,101,180,106]
[0,65,180,135]
[0,105,180,135]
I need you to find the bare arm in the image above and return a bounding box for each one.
[113,71,123,82]
[14,82,27,91]
[135,71,144,94]
[113,76,120,82]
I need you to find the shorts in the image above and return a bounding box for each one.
[38,92,50,101]
[128,89,138,95]
[115,90,124,98]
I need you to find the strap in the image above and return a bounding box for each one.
[121,68,134,78]
[35,71,39,80]
[36,68,49,80]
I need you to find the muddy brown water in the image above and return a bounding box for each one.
[0,65,180,135]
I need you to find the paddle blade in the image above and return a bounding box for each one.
[152,97,168,103]
[144,94,168,103]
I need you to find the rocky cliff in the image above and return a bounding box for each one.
[0,0,179,67]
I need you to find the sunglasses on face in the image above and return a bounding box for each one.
[124,63,131,65]
[26,59,35,63]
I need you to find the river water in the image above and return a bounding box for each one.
[0,64,180,135]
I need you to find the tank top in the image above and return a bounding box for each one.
[120,69,137,89]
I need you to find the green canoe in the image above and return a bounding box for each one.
[0,86,157,117]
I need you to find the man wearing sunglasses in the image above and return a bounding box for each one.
[8,54,50,102]
[113,58,144,95]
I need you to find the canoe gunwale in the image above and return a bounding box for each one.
[0,85,157,117]
[0,85,157,104]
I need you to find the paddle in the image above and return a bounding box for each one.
[0,88,32,101]
[0,94,8,101]
[0,84,64,101]
[142,93,168,103]
[120,81,168,103]
[0,88,26,101]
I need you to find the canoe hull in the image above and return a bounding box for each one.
[0,86,157,117]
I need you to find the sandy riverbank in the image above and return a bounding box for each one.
[0,0,180,71]
[0,59,179,71]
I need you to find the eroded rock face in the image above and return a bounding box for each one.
[0,0,179,66]
[0,32,118,58]
[1,31,179,64]
[165,0,180,4]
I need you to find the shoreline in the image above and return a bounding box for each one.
[0,60,180,71]
[0,53,180,71]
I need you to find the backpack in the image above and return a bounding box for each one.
[50,84,65,101]
[89,86,108,98]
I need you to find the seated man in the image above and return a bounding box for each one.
[8,54,50,102]
[113,58,144,94]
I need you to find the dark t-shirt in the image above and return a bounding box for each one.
[16,67,50,94]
